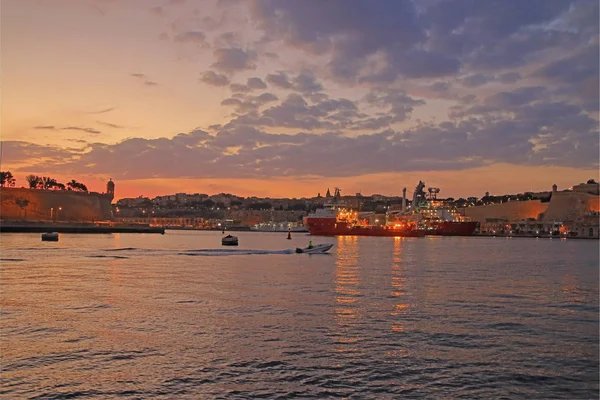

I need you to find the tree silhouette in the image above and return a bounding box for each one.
[42,177,58,190]
[25,175,42,189]
[67,179,88,192]
[0,171,16,187]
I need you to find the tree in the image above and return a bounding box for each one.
[25,175,41,189]
[42,177,59,190]
[67,179,88,192]
[0,171,16,187]
[15,198,29,220]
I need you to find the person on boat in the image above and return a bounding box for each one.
[308,240,313,249]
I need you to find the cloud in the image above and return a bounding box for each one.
[1,141,83,165]
[211,48,257,73]
[229,83,251,93]
[265,72,293,89]
[97,121,125,129]
[247,77,267,90]
[33,125,102,134]
[497,72,522,84]
[83,107,116,114]
[460,73,493,87]
[200,70,231,86]
[63,126,102,134]
[173,31,207,46]
[131,73,158,86]
[7,0,599,187]
[15,105,597,179]
[293,73,323,94]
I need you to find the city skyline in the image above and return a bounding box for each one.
[1,0,598,199]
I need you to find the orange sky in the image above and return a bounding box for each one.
[1,0,598,201]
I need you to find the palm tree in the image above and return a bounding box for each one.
[0,171,15,187]
[42,177,59,190]
[67,179,79,191]
[67,179,88,192]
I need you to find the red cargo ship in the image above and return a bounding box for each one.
[304,207,426,237]
[305,182,479,237]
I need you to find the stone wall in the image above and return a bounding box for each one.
[540,191,600,221]
[460,200,548,223]
[461,191,600,223]
[0,187,114,221]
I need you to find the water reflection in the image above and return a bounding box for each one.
[333,236,362,351]
[391,237,408,334]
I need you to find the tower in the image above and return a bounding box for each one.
[552,184,557,192]
[402,187,407,212]
[106,178,115,200]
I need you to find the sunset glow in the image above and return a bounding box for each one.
[2,0,598,200]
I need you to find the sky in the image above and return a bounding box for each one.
[1,0,598,200]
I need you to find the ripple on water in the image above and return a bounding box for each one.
[0,234,597,399]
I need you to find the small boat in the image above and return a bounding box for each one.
[41,232,59,242]
[221,234,239,246]
[295,243,334,254]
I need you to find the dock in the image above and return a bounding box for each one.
[0,221,165,234]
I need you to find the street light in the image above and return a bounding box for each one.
[57,207,62,222]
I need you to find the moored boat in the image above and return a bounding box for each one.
[221,234,239,246]
[41,232,59,241]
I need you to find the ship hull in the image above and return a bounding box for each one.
[304,217,425,237]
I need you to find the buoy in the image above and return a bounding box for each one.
[287,229,292,240]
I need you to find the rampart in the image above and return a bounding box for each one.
[462,191,600,223]
[539,191,600,221]
[0,187,114,222]
[461,200,548,222]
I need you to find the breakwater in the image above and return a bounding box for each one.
[0,221,165,234]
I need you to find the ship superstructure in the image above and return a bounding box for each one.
[400,181,479,235]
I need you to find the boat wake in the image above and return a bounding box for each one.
[100,247,298,257]
[87,255,130,259]
[180,249,295,256]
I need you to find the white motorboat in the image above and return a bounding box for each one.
[41,232,59,242]
[295,243,334,254]
[222,234,239,246]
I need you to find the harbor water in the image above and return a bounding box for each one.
[1,231,598,399]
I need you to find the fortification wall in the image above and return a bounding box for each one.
[461,200,548,222]
[0,187,114,221]
[540,191,600,221]
[461,191,600,223]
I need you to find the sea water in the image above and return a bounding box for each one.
[1,231,598,398]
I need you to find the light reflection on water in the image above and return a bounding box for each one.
[0,231,598,399]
